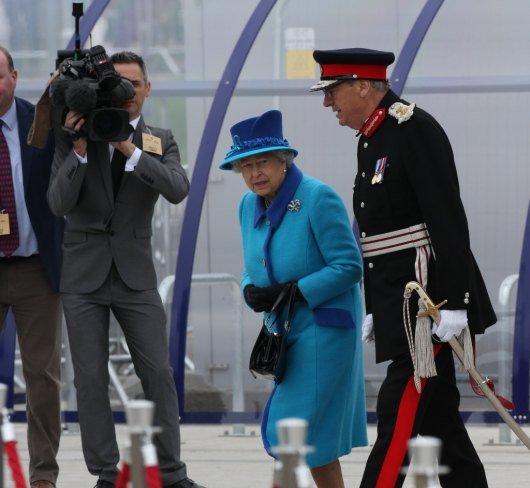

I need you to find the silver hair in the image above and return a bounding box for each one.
[345,79,390,92]
[370,80,390,92]
[231,150,295,173]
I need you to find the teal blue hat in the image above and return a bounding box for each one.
[219,110,298,170]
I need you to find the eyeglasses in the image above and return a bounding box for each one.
[239,158,271,173]
[322,81,345,100]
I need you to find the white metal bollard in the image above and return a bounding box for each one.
[404,436,449,488]
[125,399,157,488]
[272,418,315,488]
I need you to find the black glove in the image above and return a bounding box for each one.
[244,283,290,312]
[244,282,305,312]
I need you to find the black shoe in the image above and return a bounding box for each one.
[165,478,207,488]
[94,481,114,488]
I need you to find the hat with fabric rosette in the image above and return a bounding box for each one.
[219,110,298,170]
[310,47,395,92]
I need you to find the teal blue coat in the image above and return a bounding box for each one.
[240,164,368,467]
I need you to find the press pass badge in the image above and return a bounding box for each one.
[0,211,10,236]
[142,133,163,155]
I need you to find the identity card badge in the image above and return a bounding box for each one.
[142,133,163,155]
[371,156,388,185]
[0,211,10,236]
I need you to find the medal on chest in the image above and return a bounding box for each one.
[371,156,388,185]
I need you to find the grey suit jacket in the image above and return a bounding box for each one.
[47,117,189,293]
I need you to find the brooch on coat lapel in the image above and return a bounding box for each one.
[371,157,388,185]
[287,199,301,212]
[388,102,415,124]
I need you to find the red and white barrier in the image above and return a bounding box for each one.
[142,442,162,488]
[114,444,131,488]
[2,421,28,488]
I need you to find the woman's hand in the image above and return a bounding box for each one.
[244,283,304,312]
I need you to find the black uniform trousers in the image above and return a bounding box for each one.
[360,343,487,488]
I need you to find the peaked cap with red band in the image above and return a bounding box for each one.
[310,48,395,92]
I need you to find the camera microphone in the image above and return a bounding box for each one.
[64,81,98,114]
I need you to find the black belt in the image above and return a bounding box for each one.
[0,255,38,263]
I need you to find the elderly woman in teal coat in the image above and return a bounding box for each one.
[220,110,367,488]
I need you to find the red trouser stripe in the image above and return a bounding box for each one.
[375,344,442,488]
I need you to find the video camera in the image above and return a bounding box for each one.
[50,3,134,141]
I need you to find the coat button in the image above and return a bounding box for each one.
[464,298,469,304]
[261,259,266,267]
[368,262,374,269]
[361,232,366,237]
[361,172,366,178]
[360,202,365,208]
[363,142,368,148]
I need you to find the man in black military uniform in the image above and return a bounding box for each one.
[310,47,496,487]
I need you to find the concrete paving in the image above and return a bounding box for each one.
[2,423,529,487]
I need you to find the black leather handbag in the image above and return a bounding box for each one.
[248,283,298,384]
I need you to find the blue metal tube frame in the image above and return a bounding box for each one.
[512,203,530,421]
[390,0,444,97]
[169,0,278,416]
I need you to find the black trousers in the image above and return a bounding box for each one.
[360,343,488,488]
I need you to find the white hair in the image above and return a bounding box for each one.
[231,150,295,173]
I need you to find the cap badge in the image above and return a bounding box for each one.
[389,102,415,124]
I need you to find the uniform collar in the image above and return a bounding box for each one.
[253,163,303,228]
[358,90,401,138]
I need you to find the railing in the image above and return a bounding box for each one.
[159,273,246,434]
[494,274,519,444]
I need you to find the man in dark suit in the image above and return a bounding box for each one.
[47,51,205,488]
[311,48,497,487]
[0,46,64,488]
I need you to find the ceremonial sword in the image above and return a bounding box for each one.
[405,280,530,450]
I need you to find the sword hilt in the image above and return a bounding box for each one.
[416,299,448,319]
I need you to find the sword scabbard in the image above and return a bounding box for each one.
[404,280,530,451]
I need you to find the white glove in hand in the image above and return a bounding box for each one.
[362,313,375,343]
[433,309,468,342]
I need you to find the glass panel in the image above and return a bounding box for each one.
[7,0,528,418]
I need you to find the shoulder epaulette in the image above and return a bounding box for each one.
[388,102,415,124]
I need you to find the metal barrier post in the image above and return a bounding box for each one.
[404,436,448,488]
[126,400,156,488]
[159,273,246,433]
[273,418,314,488]
[496,274,519,444]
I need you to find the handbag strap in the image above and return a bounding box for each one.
[282,283,298,333]
[270,285,290,313]
[264,283,298,333]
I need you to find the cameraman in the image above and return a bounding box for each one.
[47,51,205,488]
